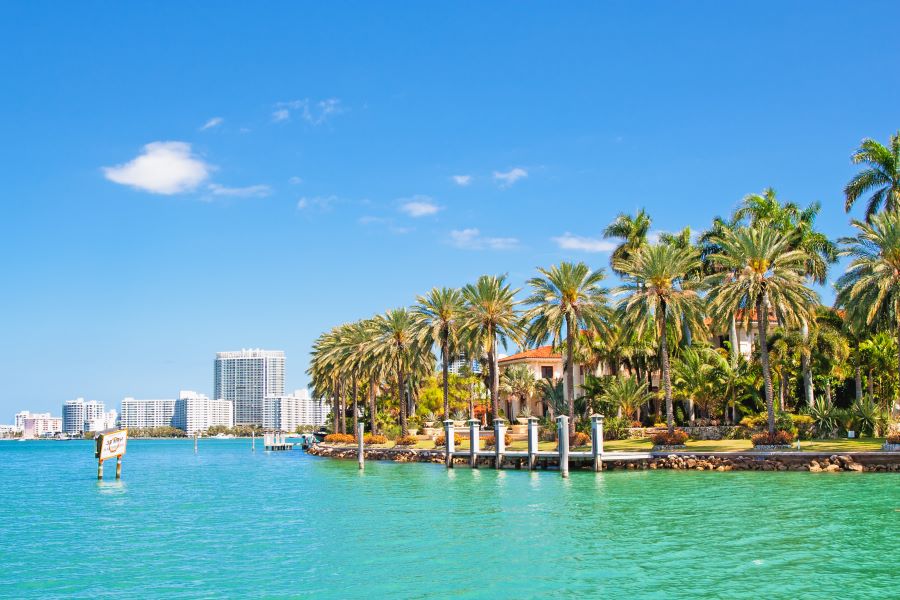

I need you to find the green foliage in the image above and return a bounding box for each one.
[603,416,631,441]
[851,396,890,436]
[127,426,187,438]
[751,430,795,446]
[599,376,651,421]
[805,399,838,437]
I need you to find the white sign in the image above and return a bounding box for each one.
[96,429,128,461]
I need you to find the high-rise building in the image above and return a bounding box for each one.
[62,398,105,435]
[214,349,285,426]
[448,354,482,375]
[120,398,177,429]
[173,391,234,435]
[262,389,327,432]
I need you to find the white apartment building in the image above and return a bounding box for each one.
[22,415,62,438]
[87,410,118,433]
[16,410,50,432]
[62,398,106,435]
[262,389,327,432]
[214,349,285,426]
[120,398,177,429]
[173,391,234,435]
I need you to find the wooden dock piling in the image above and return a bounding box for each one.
[591,414,604,472]
[468,419,480,468]
[357,422,365,470]
[443,419,455,468]
[557,415,569,478]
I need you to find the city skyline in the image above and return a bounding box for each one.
[2,3,899,415]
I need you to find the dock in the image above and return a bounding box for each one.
[264,432,294,451]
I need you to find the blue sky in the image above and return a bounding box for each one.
[2,2,898,417]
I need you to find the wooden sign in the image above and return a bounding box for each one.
[95,428,127,479]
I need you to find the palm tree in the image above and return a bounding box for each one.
[706,225,818,433]
[537,377,566,419]
[699,215,742,367]
[603,209,652,275]
[371,308,418,436]
[599,376,651,422]
[835,210,900,404]
[498,364,536,418]
[462,275,522,424]
[844,132,900,219]
[523,262,610,441]
[672,346,725,421]
[413,287,466,422]
[616,243,706,433]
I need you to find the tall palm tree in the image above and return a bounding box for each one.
[672,346,726,420]
[706,225,818,433]
[616,243,706,433]
[699,215,742,366]
[844,132,900,219]
[603,209,652,275]
[413,287,466,421]
[462,275,522,424]
[523,262,610,441]
[371,308,418,436]
[835,210,900,403]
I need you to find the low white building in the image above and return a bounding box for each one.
[120,398,177,429]
[173,391,233,435]
[262,389,326,432]
[87,409,118,433]
[22,415,62,438]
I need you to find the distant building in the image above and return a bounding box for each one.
[120,398,177,429]
[62,398,105,435]
[173,391,234,435]
[15,410,49,432]
[448,354,482,376]
[0,424,17,438]
[22,414,62,438]
[87,410,118,433]
[262,389,327,432]
[214,349,285,426]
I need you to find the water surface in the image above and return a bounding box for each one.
[1,439,897,598]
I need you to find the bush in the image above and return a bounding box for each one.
[650,429,688,446]
[790,414,815,440]
[572,431,591,447]
[363,434,388,445]
[740,412,797,435]
[483,432,512,448]
[886,432,900,444]
[751,430,795,446]
[604,416,631,441]
[324,433,355,444]
[433,434,462,447]
[394,435,418,447]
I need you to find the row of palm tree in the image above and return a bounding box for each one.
[309,131,900,441]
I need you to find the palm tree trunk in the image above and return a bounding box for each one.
[855,366,863,401]
[825,379,833,406]
[659,303,674,434]
[565,314,576,442]
[757,292,776,434]
[331,382,339,433]
[351,376,358,438]
[397,354,408,436]
[339,380,346,434]
[801,320,814,407]
[896,316,900,404]
[442,340,450,421]
[868,370,874,397]
[468,381,474,420]
[489,333,499,423]
[729,314,739,366]
[369,375,377,434]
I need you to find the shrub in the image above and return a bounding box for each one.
[886,432,900,444]
[572,431,591,447]
[394,435,419,447]
[324,433,355,444]
[604,416,631,441]
[433,434,462,447]
[363,434,388,445]
[751,430,795,446]
[790,414,815,440]
[483,432,512,448]
[650,429,688,446]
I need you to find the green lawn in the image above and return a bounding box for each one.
[369,437,887,453]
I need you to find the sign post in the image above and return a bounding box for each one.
[95,428,128,480]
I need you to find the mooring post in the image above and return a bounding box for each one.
[443,419,455,468]
[493,418,506,469]
[557,415,569,478]
[468,419,480,468]
[194,432,198,453]
[115,456,122,479]
[527,416,539,470]
[252,431,256,452]
[591,414,605,472]
[97,460,104,480]
[358,422,365,470]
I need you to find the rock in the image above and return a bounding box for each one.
[824,464,841,473]
[846,462,864,472]
[808,463,822,472]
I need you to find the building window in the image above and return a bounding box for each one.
[541,366,554,379]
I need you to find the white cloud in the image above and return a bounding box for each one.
[452,174,472,186]
[553,233,616,253]
[450,228,518,250]
[297,195,338,211]
[493,167,528,187]
[273,98,344,124]
[207,183,271,198]
[103,141,211,195]
[200,117,224,130]
[399,196,441,217]
[288,176,303,185]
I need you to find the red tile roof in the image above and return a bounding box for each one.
[498,346,562,363]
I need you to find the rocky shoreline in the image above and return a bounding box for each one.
[307,444,900,472]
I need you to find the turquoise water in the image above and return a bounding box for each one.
[1,440,897,599]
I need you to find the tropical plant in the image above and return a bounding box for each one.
[523,261,610,441]
[599,376,651,422]
[537,377,566,418]
[462,275,522,424]
[603,209,652,274]
[844,132,900,219]
[616,242,706,433]
[413,287,466,421]
[371,308,420,436]
[805,398,839,437]
[705,224,818,433]
[499,364,537,417]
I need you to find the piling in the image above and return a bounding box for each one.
[527,417,539,470]
[97,460,104,480]
[357,422,365,470]
[591,414,605,472]
[252,431,255,452]
[557,415,569,478]
[468,419,480,468]
[194,432,198,453]
[115,456,122,479]
[493,418,506,469]
[443,419,455,468]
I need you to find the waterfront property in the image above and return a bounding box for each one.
[214,349,285,426]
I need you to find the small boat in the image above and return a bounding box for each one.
[312,429,328,443]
